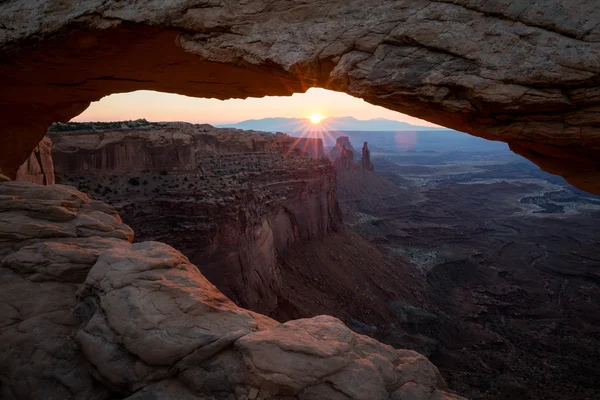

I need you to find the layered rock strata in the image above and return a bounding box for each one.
[50,122,339,314]
[1,1,600,193]
[49,121,324,175]
[0,180,464,400]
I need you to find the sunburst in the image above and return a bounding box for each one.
[308,113,325,124]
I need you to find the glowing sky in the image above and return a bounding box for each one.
[73,88,440,127]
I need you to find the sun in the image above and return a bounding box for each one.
[308,113,325,124]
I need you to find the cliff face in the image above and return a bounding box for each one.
[51,122,340,314]
[0,181,462,400]
[361,142,374,171]
[11,136,55,185]
[49,121,324,175]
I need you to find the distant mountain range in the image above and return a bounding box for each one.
[218,117,447,132]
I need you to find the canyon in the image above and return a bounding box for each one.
[1,1,600,400]
[0,123,469,400]
[45,125,600,399]
[49,121,337,314]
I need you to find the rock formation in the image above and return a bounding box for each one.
[361,142,374,171]
[1,1,599,193]
[0,180,464,400]
[333,146,355,171]
[332,137,375,172]
[50,122,340,314]
[330,137,358,162]
[10,137,55,185]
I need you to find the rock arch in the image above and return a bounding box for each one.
[1,0,599,193]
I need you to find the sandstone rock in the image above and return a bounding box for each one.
[2,237,129,282]
[0,181,133,258]
[0,182,133,400]
[334,146,356,171]
[289,138,326,158]
[15,136,55,185]
[360,142,374,171]
[332,137,377,172]
[236,315,460,399]
[1,0,599,193]
[76,241,277,370]
[0,265,111,400]
[0,181,464,400]
[330,137,358,162]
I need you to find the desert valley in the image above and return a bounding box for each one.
[1,1,600,400]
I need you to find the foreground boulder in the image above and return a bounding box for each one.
[0,181,464,400]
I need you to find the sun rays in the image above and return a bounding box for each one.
[287,115,338,157]
[308,113,325,124]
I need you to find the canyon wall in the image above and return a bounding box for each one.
[50,122,340,314]
[49,121,324,174]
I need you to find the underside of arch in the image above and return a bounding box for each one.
[1,1,599,193]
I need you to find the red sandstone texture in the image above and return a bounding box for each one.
[1,1,600,193]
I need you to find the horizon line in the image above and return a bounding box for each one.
[69,115,445,127]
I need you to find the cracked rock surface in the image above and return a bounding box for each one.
[0,0,599,193]
[0,181,464,400]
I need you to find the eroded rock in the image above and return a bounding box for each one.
[0,1,599,193]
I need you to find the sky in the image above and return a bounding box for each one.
[73,88,440,127]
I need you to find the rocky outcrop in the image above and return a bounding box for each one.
[330,137,358,162]
[1,1,599,193]
[334,146,355,171]
[361,142,374,171]
[0,181,464,400]
[332,137,375,172]
[10,137,55,185]
[51,123,340,314]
